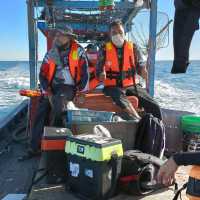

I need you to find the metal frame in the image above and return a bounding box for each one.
[37,21,109,33]
[36,1,135,10]
[148,0,157,97]
[27,0,37,89]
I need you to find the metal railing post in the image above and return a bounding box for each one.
[148,0,157,97]
[27,0,37,89]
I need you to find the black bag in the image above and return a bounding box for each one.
[135,114,166,158]
[119,150,164,195]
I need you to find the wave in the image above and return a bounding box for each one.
[0,63,29,120]
[155,80,200,114]
[0,61,200,121]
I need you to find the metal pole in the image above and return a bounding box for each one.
[27,0,37,89]
[148,0,157,97]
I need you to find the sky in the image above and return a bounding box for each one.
[0,0,199,61]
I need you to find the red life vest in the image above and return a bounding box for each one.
[104,41,136,87]
[89,65,99,90]
[42,40,81,86]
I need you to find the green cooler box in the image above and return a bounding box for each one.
[65,134,123,200]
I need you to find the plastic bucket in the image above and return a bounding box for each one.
[181,115,200,151]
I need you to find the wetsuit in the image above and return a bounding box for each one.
[173,152,200,165]
[172,0,200,73]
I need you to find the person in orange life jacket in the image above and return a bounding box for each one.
[29,26,88,156]
[85,44,100,90]
[97,19,162,120]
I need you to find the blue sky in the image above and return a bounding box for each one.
[0,0,199,61]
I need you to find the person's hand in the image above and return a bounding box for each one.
[99,71,106,82]
[157,157,178,186]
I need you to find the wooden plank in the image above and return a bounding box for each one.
[28,164,189,200]
[28,150,189,200]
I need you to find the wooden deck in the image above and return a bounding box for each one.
[27,153,190,200]
[28,167,190,200]
[0,142,39,199]
[0,107,192,200]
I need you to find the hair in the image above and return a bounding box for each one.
[109,19,123,31]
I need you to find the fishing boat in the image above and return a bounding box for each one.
[0,0,193,199]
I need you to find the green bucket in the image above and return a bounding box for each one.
[181,115,200,134]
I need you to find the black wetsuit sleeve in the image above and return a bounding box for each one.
[173,151,200,166]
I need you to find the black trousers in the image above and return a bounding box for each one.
[171,6,200,73]
[103,85,162,120]
[30,96,51,151]
[30,84,76,151]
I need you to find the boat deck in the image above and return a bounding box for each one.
[27,153,190,200]
[0,139,190,200]
[0,142,39,199]
[0,104,192,200]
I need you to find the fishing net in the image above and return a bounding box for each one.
[129,11,171,57]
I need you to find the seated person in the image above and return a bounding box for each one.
[97,19,162,120]
[27,26,88,157]
[85,44,100,90]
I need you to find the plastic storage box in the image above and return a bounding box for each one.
[41,127,72,183]
[65,134,123,199]
[67,110,114,123]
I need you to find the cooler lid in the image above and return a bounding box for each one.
[66,134,121,148]
[43,127,73,140]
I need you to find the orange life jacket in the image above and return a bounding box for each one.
[89,65,99,90]
[44,41,81,86]
[187,165,200,200]
[104,41,136,87]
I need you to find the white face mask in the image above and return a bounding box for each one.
[111,34,125,47]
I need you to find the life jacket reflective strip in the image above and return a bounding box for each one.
[45,40,80,85]
[69,41,81,84]
[47,58,56,83]
[186,165,200,200]
[89,65,99,90]
[104,41,136,87]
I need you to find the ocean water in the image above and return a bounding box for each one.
[0,61,199,121]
